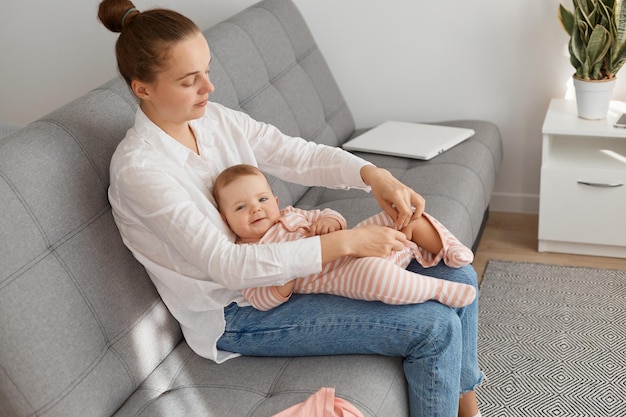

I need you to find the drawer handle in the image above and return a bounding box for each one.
[577,180,624,188]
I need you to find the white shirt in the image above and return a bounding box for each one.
[108,102,371,363]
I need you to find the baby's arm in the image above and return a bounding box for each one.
[241,207,347,311]
[308,216,344,235]
[303,207,347,236]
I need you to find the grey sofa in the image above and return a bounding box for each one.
[0,1,502,416]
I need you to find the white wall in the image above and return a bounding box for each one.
[3,0,625,213]
[0,0,258,125]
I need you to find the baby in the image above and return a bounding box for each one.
[213,164,476,311]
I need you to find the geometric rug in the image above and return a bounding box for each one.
[476,260,626,417]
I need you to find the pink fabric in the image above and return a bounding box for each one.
[241,207,476,311]
[272,387,364,417]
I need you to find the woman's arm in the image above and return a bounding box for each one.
[319,225,408,263]
[111,165,323,291]
[225,105,427,231]
[227,108,369,191]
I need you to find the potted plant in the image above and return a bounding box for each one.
[558,0,626,119]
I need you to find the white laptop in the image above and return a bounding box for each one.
[342,121,475,160]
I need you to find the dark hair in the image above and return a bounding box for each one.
[213,164,267,210]
[97,0,200,85]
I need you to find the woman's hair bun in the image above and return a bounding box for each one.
[98,0,140,33]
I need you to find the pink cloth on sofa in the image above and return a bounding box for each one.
[272,387,364,417]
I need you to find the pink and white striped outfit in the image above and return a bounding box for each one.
[240,206,475,311]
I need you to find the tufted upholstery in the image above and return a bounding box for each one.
[0,1,501,416]
[0,76,182,417]
[200,0,501,247]
[204,0,356,210]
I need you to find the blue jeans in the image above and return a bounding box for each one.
[217,261,483,417]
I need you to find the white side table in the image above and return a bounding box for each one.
[538,98,626,258]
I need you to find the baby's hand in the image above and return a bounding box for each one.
[308,218,343,236]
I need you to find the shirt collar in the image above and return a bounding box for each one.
[133,107,219,167]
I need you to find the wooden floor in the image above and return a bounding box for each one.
[473,211,626,285]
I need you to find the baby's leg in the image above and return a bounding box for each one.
[356,212,445,254]
[242,286,288,311]
[402,213,474,268]
[299,256,476,308]
[355,211,473,268]
[400,216,443,255]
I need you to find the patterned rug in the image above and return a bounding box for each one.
[476,260,626,417]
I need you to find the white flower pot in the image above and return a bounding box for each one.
[573,76,617,120]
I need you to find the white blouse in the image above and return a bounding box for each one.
[108,102,371,363]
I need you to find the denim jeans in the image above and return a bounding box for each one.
[217,261,483,417]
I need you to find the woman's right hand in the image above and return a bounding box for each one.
[319,224,408,264]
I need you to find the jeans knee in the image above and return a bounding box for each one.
[454,265,478,288]
[406,305,462,359]
[434,309,462,352]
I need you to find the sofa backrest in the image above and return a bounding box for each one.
[204,0,355,205]
[0,1,354,416]
[0,76,183,417]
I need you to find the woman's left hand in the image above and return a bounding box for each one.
[360,165,425,230]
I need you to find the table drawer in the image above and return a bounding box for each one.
[539,167,626,247]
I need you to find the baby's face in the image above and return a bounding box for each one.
[218,174,280,242]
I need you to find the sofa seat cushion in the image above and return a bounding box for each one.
[113,343,408,417]
[295,120,503,247]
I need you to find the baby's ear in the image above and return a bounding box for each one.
[275,196,279,205]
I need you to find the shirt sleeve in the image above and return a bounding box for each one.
[223,107,373,191]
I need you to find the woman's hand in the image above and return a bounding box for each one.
[319,224,408,264]
[360,165,425,230]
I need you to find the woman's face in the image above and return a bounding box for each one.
[133,31,215,131]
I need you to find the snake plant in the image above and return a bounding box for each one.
[559,0,626,80]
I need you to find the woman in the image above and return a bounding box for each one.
[98,1,484,416]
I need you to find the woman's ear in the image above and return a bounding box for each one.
[131,79,150,100]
